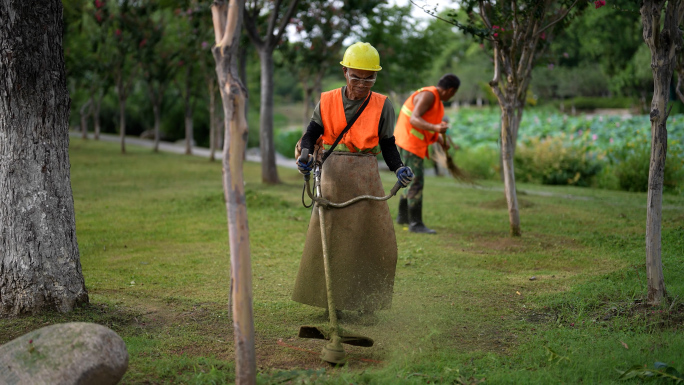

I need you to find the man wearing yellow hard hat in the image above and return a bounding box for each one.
[292,42,413,315]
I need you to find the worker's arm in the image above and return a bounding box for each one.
[300,120,323,154]
[409,91,448,134]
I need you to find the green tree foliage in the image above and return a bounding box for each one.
[539,0,649,101]
[359,3,452,96]
[282,0,383,125]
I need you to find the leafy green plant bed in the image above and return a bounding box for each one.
[447,108,684,192]
[1,140,683,384]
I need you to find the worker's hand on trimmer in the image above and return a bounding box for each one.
[297,155,314,176]
[396,166,414,187]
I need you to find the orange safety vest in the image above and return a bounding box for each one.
[394,86,444,159]
[320,88,387,155]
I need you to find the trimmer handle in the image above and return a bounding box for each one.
[389,180,402,197]
[299,148,310,165]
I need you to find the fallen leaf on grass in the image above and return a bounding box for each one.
[620,340,629,349]
[516,291,521,295]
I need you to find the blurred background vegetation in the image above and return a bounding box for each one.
[62,0,683,194]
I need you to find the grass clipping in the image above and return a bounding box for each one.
[431,139,475,184]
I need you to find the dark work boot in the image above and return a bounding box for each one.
[408,202,436,234]
[396,197,409,225]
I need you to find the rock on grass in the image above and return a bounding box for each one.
[0,322,128,385]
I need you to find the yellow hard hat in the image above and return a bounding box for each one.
[340,42,382,72]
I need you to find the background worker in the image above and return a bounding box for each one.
[394,74,460,234]
[292,42,413,314]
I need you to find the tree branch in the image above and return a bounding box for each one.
[211,1,227,45]
[512,0,519,31]
[266,0,284,40]
[274,0,300,46]
[535,0,579,37]
[409,0,459,26]
[243,4,265,49]
[478,0,492,29]
[217,0,241,54]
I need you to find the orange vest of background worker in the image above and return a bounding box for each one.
[395,86,443,159]
[394,74,461,234]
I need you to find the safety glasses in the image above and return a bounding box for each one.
[346,73,377,85]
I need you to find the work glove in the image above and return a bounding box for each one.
[296,155,314,176]
[395,166,414,187]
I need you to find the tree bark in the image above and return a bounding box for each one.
[239,42,249,121]
[500,103,521,236]
[640,0,684,305]
[0,0,89,316]
[490,44,523,237]
[258,49,279,184]
[212,1,256,383]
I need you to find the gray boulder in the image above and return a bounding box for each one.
[0,322,128,385]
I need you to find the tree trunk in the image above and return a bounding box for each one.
[116,76,127,154]
[79,98,92,140]
[211,0,256,383]
[92,91,103,140]
[258,48,280,184]
[302,84,313,127]
[184,105,194,155]
[640,0,683,305]
[500,103,521,236]
[0,0,89,316]
[152,102,161,153]
[209,78,217,161]
[184,65,194,156]
[239,42,249,120]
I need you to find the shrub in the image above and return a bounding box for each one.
[613,144,684,193]
[274,129,302,158]
[453,146,500,180]
[514,135,602,186]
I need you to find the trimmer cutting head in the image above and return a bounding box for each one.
[321,342,346,365]
[298,326,374,347]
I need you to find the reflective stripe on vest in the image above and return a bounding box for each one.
[320,88,387,155]
[393,86,444,159]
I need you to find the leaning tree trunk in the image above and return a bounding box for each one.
[0,0,89,316]
[211,0,256,383]
[640,0,684,305]
[258,48,280,184]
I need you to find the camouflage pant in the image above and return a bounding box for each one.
[399,148,424,208]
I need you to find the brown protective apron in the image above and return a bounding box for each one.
[292,152,398,312]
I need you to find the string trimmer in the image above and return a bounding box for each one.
[297,149,401,365]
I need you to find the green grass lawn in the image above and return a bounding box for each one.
[1,139,683,384]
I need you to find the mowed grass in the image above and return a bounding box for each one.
[1,138,683,384]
